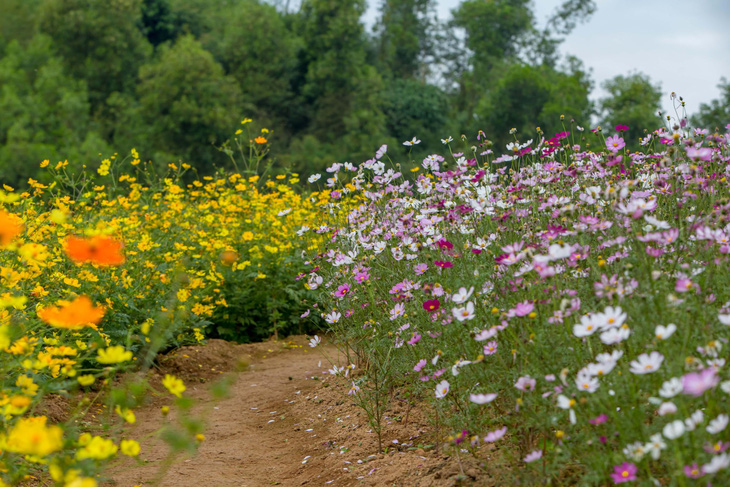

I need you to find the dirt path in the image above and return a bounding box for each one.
[106,337,490,487]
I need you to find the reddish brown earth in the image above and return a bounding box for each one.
[102,336,500,487]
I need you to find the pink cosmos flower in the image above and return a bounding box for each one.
[389,303,406,320]
[509,300,534,317]
[683,463,704,479]
[514,376,536,391]
[524,450,542,463]
[606,135,626,153]
[483,341,498,355]
[434,260,453,268]
[589,414,608,425]
[334,283,351,298]
[414,263,428,275]
[413,359,427,372]
[682,368,719,396]
[407,332,421,346]
[483,427,507,443]
[615,124,629,132]
[610,462,637,483]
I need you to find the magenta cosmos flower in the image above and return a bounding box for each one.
[423,299,441,312]
[434,260,453,268]
[610,462,637,484]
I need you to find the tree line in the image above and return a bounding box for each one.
[0,0,727,186]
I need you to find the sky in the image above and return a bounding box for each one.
[363,0,730,119]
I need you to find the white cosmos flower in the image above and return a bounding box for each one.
[663,420,686,440]
[573,314,600,337]
[623,441,646,461]
[308,173,322,183]
[469,393,497,404]
[703,453,730,474]
[659,377,683,398]
[596,350,623,363]
[658,402,678,416]
[629,352,664,374]
[557,395,577,424]
[707,414,729,434]
[324,311,341,324]
[277,208,292,216]
[654,323,677,340]
[585,359,617,377]
[308,335,321,348]
[452,302,476,322]
[644,433,667,460]
[452,286,474,304]
[685,410,704,431]
[718,313,730,325]
[575,372,599,393]
[435,380,450,399]
[598,306,627,329]
[600,326,630,345]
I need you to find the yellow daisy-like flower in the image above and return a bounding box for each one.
[96,345,133,364]
[162,374,186,398]
[120,439,141,457]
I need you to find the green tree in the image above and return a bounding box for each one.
[0,36,109,185]
[131,35,243,173]
[296,0,375,138]
[382,79,448,151]
[38,0,153,106]
[374,0,438,80]
[599,72,663,148]
[201,0,300,131]
[139,0,184,47]
[691,78,730,132]
[475,60,592,149]
[0,0,43,50]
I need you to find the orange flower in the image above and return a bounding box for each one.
[0,209,23,246]
[38,296,105,330]
[65,235,125,266]
[254,136,268,144]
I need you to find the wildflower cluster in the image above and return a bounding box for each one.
[307,123,730,484]
[0,133,331,484]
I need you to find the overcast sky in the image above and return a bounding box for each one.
[363,0,730,119]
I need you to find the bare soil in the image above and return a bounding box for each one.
[102,336,499,487]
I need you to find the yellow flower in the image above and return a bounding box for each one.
[77,375,95,386]
[66,478,97,487]
[16,375,39,396]
[241,118,252,125]
[96,345,133,364]
[254,136,267,144]
[162,374,186,398]
[75,435,117,460]
[242,231,254,241]
[177,289,189,303]
[2,416,63,457]
[120,439,141,457]
[115,405,136,424]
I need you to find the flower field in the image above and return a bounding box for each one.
[307,122,730,485]
[0,151,335,485]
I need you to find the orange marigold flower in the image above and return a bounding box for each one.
[254,136,268,144]
[38,296,105,330]
[65,235,125,266]
[0,209,24,246]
